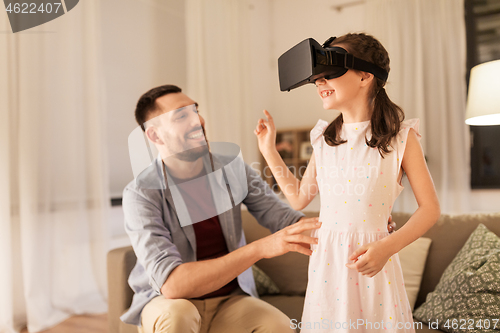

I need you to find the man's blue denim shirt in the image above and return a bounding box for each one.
[120,154,304,326]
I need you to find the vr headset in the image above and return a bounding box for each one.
[278,37,389,92]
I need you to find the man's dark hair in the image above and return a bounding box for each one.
[135,85,182,131]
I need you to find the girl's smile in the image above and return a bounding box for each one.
[320,90,334,98]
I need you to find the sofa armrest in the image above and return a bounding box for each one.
[107,246,136,333]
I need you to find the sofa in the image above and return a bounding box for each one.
[107,210,500,333]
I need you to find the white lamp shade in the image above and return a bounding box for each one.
[465,59,500,126]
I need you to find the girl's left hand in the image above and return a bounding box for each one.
[254,110,277,157]
[345,240,394,278]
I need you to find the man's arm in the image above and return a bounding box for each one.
[124,176,320,300]
[161,218,321,299]
[123,186,183,295]
[161,240,260,299]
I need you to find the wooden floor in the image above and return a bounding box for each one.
[20,314,107,333]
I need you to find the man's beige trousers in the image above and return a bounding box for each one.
[138,289,295,333]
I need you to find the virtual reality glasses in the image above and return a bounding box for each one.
[278,37,389,92]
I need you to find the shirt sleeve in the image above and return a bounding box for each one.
[243,163,304,233]
[122,185,183,295]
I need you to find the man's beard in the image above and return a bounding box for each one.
[174,145,209,162]
[174,125,209,162]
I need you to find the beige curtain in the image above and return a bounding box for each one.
[366,0,470,214]
[185,0,256,163]
[0,2,109,332]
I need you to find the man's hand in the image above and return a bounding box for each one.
[256,217,321,259]
[388,215,396,233]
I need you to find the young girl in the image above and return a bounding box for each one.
[254,33,440,332]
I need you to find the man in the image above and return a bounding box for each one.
[121,85,394,333]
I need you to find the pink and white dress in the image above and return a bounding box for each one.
[300,118,420,332]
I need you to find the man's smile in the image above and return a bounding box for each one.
[186,129,205,141]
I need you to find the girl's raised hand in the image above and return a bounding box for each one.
[254,110,277,156]
[345,240,394,278]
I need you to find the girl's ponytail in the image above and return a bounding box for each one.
[323,113,346,146]
[367,86,404,157]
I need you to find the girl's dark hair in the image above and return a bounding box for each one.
[323,33,404,157]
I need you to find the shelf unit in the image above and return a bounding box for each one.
[260,127,314,192]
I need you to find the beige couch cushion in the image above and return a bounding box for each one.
[399,237,432,311]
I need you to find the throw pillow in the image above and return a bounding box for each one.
[398,237,432,310]
[252,264,280,296]
[413,224,500,332]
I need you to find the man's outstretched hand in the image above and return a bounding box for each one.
[388,215,396,233]
[256,217,321,259]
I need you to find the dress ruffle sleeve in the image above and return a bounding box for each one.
[310,119,329,147]
[396,118,421,169]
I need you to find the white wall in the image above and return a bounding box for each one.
[101,0,187,198]
[469,190,500,213]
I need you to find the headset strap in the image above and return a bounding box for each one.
[325,50,389,82]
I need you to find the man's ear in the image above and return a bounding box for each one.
[145,126,163,145]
